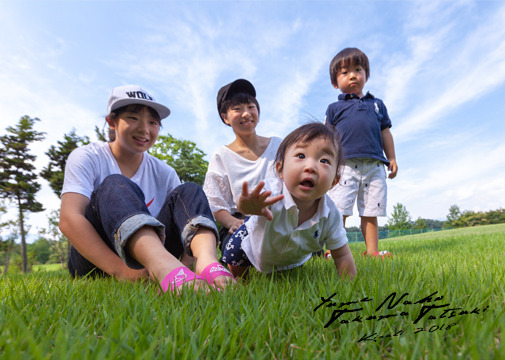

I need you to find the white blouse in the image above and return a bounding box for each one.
[203,137,282,214]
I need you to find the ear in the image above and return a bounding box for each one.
[275,161,283,179]
[332,83,339,90]
[221,112,231,126]
[331,175,340,188]
[105,115,116,130]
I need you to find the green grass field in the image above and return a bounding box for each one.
[1,224,504,359]
[32,263,65,272]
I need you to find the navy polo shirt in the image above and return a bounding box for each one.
[325,92,391,165]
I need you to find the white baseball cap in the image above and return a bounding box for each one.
[107,85,171,119]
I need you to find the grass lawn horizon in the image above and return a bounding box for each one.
[32,263,65,272]
[1,224,504,359]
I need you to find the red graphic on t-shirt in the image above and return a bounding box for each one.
[146,197,155,208]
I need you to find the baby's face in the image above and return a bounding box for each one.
[335,62,367,97]
[277,137,339,209]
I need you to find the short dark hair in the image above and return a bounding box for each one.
[275,122,344,179]
[329,47,370,88]
[219,92,260,125]
[106,104,161,141]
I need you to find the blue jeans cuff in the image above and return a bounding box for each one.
[114,213,165,269]
[182,216,219,256]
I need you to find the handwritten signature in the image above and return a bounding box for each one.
[313,291,489,342]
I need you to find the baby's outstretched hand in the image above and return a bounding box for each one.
[237,181,284,221]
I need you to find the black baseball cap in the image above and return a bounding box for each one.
[216,79,256,117]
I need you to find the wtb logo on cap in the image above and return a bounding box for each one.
[125,91,154,101]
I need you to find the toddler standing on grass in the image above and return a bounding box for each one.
[59,85,235,293]
[324,47,398,258]
[221,122,356,279]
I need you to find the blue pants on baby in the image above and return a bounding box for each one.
[67,174,218,277]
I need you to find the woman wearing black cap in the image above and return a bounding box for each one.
[203,79,282,257]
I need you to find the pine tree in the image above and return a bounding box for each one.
[0,116,45,273]
[41,129,89,197]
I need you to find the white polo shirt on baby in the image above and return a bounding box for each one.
[241,177,348,273]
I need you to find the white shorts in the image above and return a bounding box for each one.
[328,158,387,217]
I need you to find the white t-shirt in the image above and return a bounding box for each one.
[203,136,282,214]
[62,142,181,217]
[241,177,348,273]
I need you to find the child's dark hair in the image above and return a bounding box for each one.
[106,104,161,142]
[275,122,345,179]
[329,47,370,88]
[219,92,260,125]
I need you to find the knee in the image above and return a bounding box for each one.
[97,174,142,197]
[361,216,378,226]
[102,174,130,187]
[178,182,201,191]
[100,174,138,190]
[174,182,204,196]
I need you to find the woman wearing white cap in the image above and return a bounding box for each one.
[59,85,235,293]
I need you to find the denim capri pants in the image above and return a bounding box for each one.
[67,174,218,277]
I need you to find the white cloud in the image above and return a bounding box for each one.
[393,2,505,141]
[387,138,505,223]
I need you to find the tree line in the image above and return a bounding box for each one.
[383,202,505,231]
[444,204,505,228]
[0,116,209,273]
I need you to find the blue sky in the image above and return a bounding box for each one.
[1,0,504,235]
